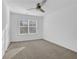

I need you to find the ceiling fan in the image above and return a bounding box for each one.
[27,0,47,13]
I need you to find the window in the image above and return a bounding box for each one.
[19,19,37,35]
[29,20,37,33]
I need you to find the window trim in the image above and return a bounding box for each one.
[17,19,38,35]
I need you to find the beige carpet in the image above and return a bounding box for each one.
[3,39,77,59]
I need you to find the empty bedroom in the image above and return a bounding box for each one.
[2,0,77,59]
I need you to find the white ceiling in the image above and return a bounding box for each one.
[4,0,76,13]
[46,0,76,13]
[5,0,44,9]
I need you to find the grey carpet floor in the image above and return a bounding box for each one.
[3,39,77,59]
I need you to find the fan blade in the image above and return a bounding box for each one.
[40,0,47,6]
[39,8,45,12]
[27,8,36,10]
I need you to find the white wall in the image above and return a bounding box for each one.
[10,12,43,42]
[2,0,10,56]
[44,0,77,52]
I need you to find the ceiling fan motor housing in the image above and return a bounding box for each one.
[37,3,41,9]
